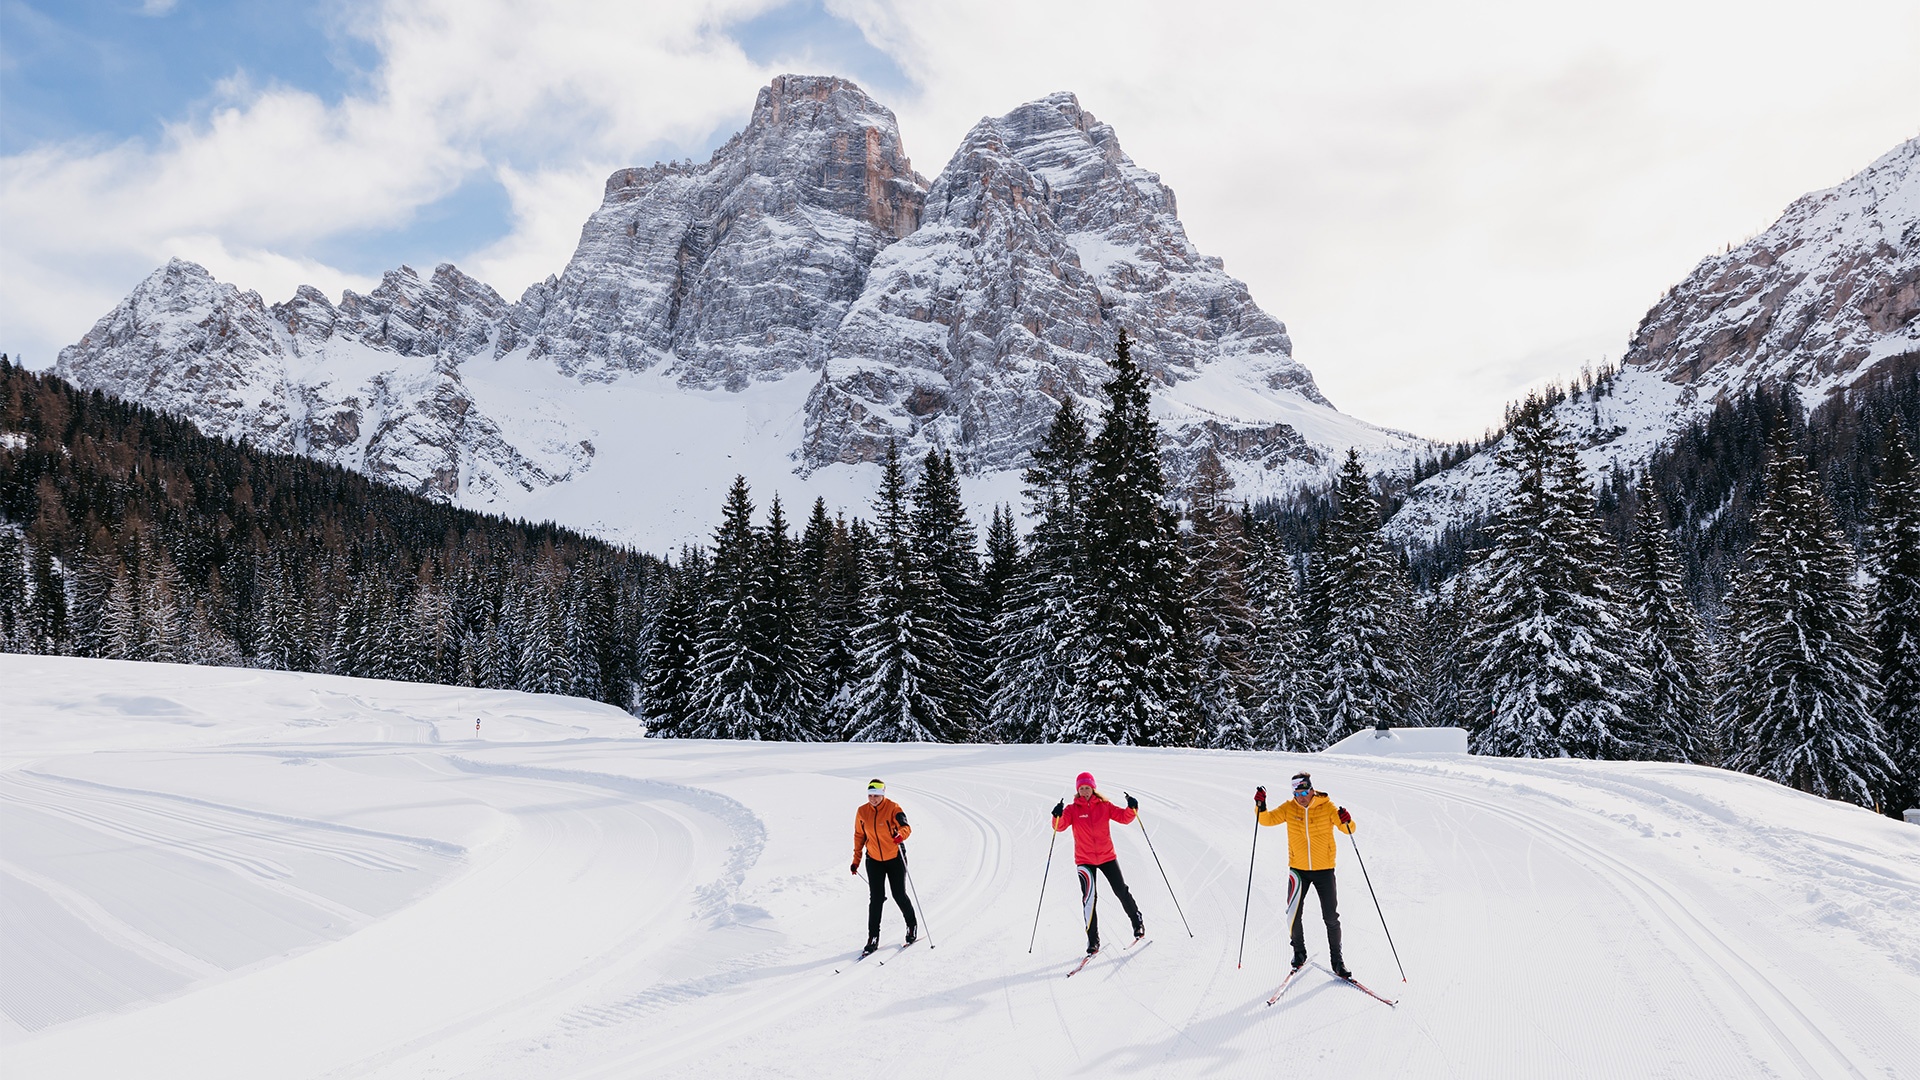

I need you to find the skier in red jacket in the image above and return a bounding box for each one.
[1051,771,1146,955]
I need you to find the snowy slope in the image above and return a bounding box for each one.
[5,655,1917,1079]
[1388,136,1919,548]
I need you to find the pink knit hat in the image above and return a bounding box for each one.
[1075,771,1096,789]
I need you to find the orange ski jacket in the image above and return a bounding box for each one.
[1256,792,1354,871]
[854,797,912,862]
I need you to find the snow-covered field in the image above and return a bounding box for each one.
[5,655,1917,1079]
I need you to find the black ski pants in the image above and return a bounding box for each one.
[865,853,916,938]
[1288,867,1343,967]
[1077,860,1144,951]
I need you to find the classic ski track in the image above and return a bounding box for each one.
[569,769,1022,1078]
[332,755,755,1080]
[1357,769,1868,1079]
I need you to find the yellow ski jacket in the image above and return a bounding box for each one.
[1256,792,1355,871]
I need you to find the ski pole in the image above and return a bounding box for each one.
[1132,802,1193,938]
[1028,820,1060,953]
[1237,796,1262,968]
[898,844,934,949]
[1346,824,1405,981]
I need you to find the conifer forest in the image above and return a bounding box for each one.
[4,344,1918,816]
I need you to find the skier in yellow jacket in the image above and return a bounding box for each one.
[1256,771,1357,977]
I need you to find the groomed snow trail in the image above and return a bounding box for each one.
[4,656,1918,1079]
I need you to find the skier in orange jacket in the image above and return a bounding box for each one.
[1256,771,1357,977]
[852,778,917,955]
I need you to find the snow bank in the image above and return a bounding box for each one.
[1322,725,1470,756]
[5,656,1917,1079]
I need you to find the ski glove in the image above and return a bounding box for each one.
[1051,799,1065,818]
[850,860,861,875]
[1124,793,1139,811]
[1337,807,1352,826]
[1255,786,1267,813]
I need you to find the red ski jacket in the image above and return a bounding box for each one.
[1053,793,1136,865]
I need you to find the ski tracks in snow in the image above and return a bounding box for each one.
[1354,762,1889,1079]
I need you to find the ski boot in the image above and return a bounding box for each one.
[861,936,879,957]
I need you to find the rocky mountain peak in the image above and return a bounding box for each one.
[805,89,1330,472]
[1623,135,1919,398]
[501,75,927,387]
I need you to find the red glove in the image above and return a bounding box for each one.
[1337,807,1352,825]
[1254,786,1267,812]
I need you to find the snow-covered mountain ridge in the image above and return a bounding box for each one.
[53,76,1425,550]
[1388,135,1920,547]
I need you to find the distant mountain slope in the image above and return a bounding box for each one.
[53,76,1423,549]
[1388,135,1920,548]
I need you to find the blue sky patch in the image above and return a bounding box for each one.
[0,0,378,155]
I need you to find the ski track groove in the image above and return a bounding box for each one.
[1355,767,1869,1080]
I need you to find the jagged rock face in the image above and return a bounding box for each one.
[337,264,506,359]
[56,76,1426,549]
[56,260,297,448]
[57,261,574,502]
[500,74,927,388]
[807,92,1327,473]
[1386,136,1920,549]
[1625,136,1920,396]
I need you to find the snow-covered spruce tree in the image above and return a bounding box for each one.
[1316,449,1414,745]
[1622,484,1713,763]
[986,397,1093,744]
[982,504,1020,632]
[755,495,823,739]
[912,451,986,739]
[1078,329,1199,747]
[845,443,957,742]
[690,476,775,739]
[1470,402,1638,759]
[1246,519,1321,751]
[0,530,26,650]
[1871,430,1920,812]
[1722,429,1893,803]
[1404,581,1475,729]
[640,547,704,737]
[813,516,871,736]
[1185,450,1256,749]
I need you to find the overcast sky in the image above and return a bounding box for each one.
[3,0,1916,441]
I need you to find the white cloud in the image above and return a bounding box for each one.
[4,0,1917,439]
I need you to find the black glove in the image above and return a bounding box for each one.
[850,859,860,875]
[1051,799,1065,818]
[1125,793,1139,811]
[1255,785,1267,813]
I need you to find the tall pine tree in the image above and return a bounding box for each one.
[845,444,958,742]
[1076,329,1197,746]
[691,477,775,738]
[1246,520,1322,751]
[912,451,986,739]
[1186,451,1256,749]
[1722,429,1893,804]
[1470,403,1637,758]
[1622,484,1713,762]
[1316,449,1413,745]
[1871,430,1920,813]
[987,397,1093,743]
